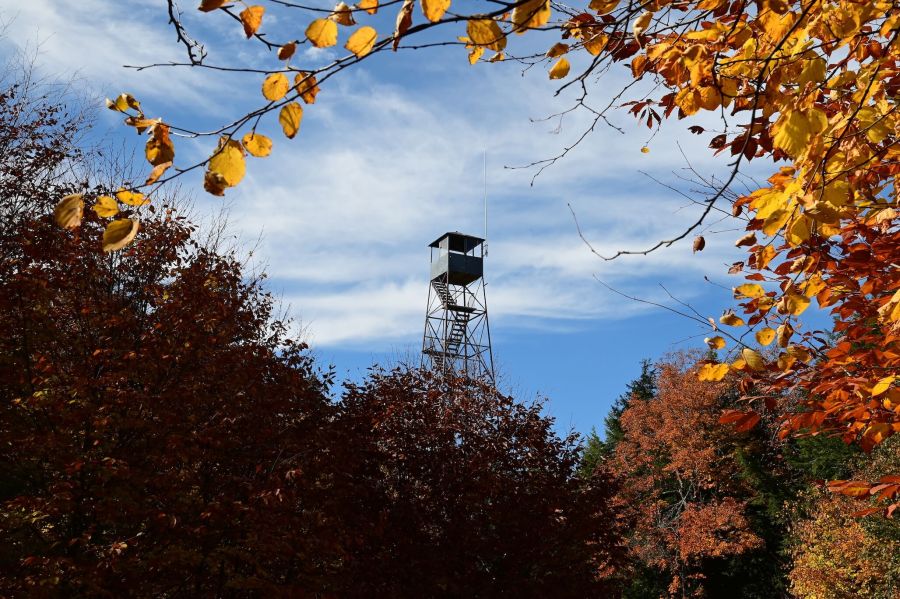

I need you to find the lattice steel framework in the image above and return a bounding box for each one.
[421,232,494,382]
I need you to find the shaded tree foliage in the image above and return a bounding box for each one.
[0,77,341,594]
[332,369,625,597]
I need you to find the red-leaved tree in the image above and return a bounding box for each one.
[330,369,625,597]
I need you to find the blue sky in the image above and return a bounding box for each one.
[1,0,819,436]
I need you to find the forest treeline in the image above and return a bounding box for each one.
[2,66,899,597]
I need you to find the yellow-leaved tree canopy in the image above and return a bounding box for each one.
[60,0,900,512]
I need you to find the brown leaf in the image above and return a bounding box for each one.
[735,232,757,247]
[278,42,297,60]
[393,0,414,51]
[330,2,356,26]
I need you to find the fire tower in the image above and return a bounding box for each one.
[422,232,494,381]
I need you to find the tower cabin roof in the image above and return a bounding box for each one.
[428,231,485,253]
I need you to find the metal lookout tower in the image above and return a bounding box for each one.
[421,232,494,382]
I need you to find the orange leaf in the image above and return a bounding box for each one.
[828,480,872,498]
[240,5,265,38]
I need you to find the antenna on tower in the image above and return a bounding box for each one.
[483,149,488,257]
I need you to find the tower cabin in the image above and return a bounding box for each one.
[429,231,484,286]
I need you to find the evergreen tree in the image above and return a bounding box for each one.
[579,360,657,477]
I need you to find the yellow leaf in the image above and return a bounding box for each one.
[546,42,569,58]
[240,5,265,38]
[306,18,338,48]
[785,214,811,246]
[583,33,607,56]
[511,0,550,34]
[771,108,827,158]
[198,0,231,11]
[146,123,175,166]
[106,93,140,113]
[734,283,765,299]
[93,195,119,218]
[242,132,272,157]
[467,19,506,52]
[777,353,796,371]
[345,26,378,57]
[779,292,810,316]
[682,44,710,87]
[731,357,747,371]
[720,312,745,327]
[588,0,619,13]
[420,0,449,22]
[819,179,850,207]
[468,46,485,64]
[124,117,158,134]
[548,57,570,80]
[872,376,896,397]
[294,72,320,104]
[145,161,172,185]
[278,42,297,60]
[776,322,793,347]
[756,327,775,346]
[756,245,776,270]
[705,336,726,350]
[54,194,84,229]
[698,86,721,111]
[881,14,900,37]
[742,348,765,371]
[858,107,892,144]
[698,363,729,381]
[675,88,700,116]
[208,139,246,187]
[762,209,792,237]
[279,103,303,139]
[330,2,356,26]
[751,187,790,220]
[102,219,140,252]
[802,273,826,298]
[358,0,378,14]
[797,57,826,87]
[878,289,900,323]
[640,146,649,154]
[116,188,149,206]
[262,73,290,101]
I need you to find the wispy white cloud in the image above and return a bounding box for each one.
[3,2,751,351]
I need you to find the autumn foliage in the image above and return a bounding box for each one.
[608,354,768,596]
[789,437,900,598]
[1,77,630,595]
[12,0,900,591]
[61,1,898,498]
[330,369,624,596]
